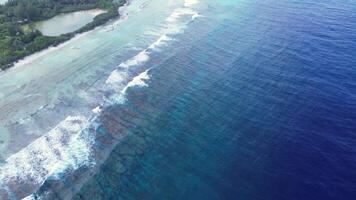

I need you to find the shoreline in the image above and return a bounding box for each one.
[5,29,94,74]
[0,0,200,199]
[0,0,127,71]
[0,0,133,159]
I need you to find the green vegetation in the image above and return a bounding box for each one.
[0,0,125,70]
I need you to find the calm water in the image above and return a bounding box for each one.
[74,0,356,199]
[34,9,106,36]
[0,0,356,199]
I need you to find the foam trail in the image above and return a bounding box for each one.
[166,8,197,23]
[113,69,151,104]
[115,0,200,71]
[125,68,151,88]
[107,0,201,104]
[23,195,36,200]
[119,50,149,68]
[148,35,172,50]
[106,69,127,85]
[192,13,202,20]
[0,116,94,199]
[1,0,202,198]
[92,106,102,114]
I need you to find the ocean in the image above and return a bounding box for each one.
[0,0,355,199]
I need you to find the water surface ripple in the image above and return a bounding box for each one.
[1,0,356,199]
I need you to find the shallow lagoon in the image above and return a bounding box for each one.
[34,9,106,36]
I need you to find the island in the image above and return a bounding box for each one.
[0,0,125,70]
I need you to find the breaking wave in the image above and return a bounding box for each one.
[0,116,94,199]
[112,69,151,104]
[105,0,201,103]
[0,0,201,199]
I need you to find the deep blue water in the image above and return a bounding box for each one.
[71,0,356,199]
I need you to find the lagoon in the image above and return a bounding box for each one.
[34,9,106,36]
[1,0,356,199]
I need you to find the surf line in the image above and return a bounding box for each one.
[105,0,202,104]
[0,1,203,199]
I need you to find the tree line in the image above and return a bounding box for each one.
[0,0,124,70]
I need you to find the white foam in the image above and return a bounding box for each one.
[125,69,151,89]
[92,106,102,114]
[104,28,173,106]
[0,115,94,189]
[116,32,172,70]
[115,0,200,71]
[106,69,127,85]
[118,50,149,68]
[0,0,203,199]
[184,0,199,7]
[108,0,200,105]
[23,195,37,200]
[148,35,172,50]
[166,8,197,23]
[192,13,202,20]
[113,69,151,104]
[164,7,200,36]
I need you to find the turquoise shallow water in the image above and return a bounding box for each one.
[0,0,180,159]
[1,0,356,199]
